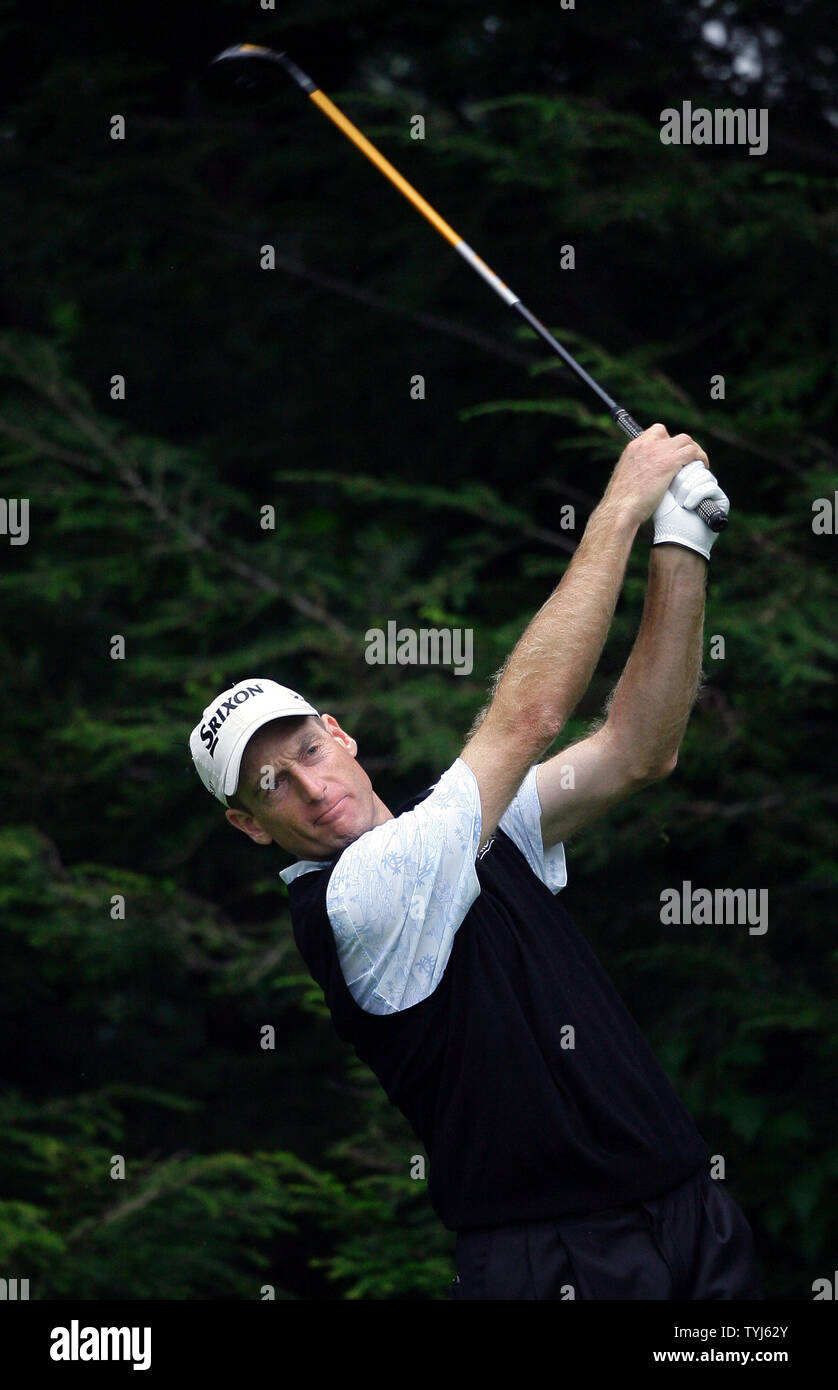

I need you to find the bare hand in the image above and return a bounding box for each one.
[602,425,711,528]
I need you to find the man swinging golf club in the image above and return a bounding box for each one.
[190,424,763,1300]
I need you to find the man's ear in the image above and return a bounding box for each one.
[319,712,357,756]
[225,807,273,845]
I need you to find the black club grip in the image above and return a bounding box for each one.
[696,497,727,531]
[612,409,727,533]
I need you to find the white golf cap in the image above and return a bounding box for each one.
[189,678,319,807]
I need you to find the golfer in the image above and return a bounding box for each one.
[190,424,762,1300]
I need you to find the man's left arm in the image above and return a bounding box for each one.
[536,544,708,849]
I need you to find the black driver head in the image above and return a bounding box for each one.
[200,44,290,113]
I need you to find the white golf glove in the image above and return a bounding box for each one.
[652,460,730,561]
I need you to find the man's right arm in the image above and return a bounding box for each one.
[460,424,703,847]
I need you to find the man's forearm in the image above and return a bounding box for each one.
[487,496,639,737]
[603,544,707,779]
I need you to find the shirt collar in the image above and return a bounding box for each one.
[279,859,330,884]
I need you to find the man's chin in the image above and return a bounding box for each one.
[308,816,374,858]
[321,825,364,853]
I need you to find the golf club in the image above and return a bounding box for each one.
[202,43,727,532]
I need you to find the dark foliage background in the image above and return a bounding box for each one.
[0,0,836,1298]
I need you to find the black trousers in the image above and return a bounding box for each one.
[448,1169,763,1300]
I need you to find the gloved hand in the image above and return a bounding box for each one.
[652,460,730,561]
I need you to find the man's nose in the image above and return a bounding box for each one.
[293,766,328,800]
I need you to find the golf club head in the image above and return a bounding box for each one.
[201,44,290,113]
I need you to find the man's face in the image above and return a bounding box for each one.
[224,713,388,860]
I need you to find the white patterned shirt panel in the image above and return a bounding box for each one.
[279,757,567,1015]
